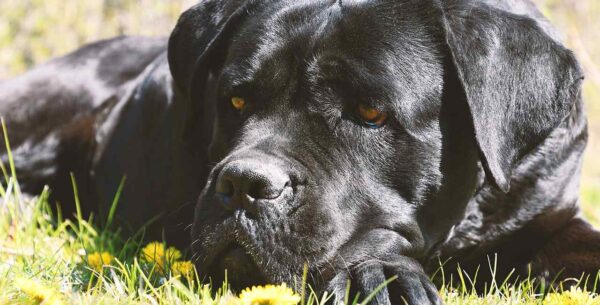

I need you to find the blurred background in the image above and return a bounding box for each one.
[0,0,598,224]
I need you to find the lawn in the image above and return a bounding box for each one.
[0,1,599,304]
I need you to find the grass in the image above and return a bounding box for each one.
[0,1,598,304]
[0,124,599,304]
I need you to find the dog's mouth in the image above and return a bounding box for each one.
[208,244,268,291]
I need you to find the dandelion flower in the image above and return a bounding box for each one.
[171,260,196,279]
[543,287,600,305]
[87,251,114,272]
[238,283,301,305]
[15,278,65,305]
[140,242,182,272]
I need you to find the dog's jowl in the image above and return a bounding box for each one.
[1,0,598,304]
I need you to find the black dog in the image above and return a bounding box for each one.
[1,0,599,304]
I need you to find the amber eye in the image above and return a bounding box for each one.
[231,97,246,111]
[357,103,387,128]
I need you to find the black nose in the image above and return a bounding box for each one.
[215,159,291,211]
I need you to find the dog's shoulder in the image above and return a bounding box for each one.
[0,36,168,202]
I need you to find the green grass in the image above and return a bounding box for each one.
[0,1,599,304]
[0,124,599,304]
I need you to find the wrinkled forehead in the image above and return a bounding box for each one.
[220,0,443,104]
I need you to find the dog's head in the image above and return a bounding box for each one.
[168,0,582,290]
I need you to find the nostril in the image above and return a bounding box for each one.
[247,182,276,200]
[247,178,291,200]
[246,182,263,200]
[216,178,234,201]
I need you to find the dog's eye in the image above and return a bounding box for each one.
[231,97,246,111]
[357,103,387,128]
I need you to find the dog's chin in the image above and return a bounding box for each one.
[208,244,268,291]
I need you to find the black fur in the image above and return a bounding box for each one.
[1,0,598,304]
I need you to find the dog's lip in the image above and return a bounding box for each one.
[208,242,269,289]
[215,244,259,271]
[195,229,236,269]
[201,242,227,267]
[215,241,261,269]
[197,227,266,278]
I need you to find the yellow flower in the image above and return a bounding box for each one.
[15,278,65,305]
[87,251,114,272]
[140,242,182,272]
[543,287,600,305]
[238,283,301,305]
[171,260,196,279]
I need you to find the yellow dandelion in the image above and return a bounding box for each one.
[171,260,196,279]
[15,278,65,305]
[140,242,182,272]
[166,247,182,260]
[87,251,114,272]
[543,287,600,305]
[238,283,301,305]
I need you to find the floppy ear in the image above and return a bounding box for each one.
[168,0,252,134]
[438,0,584,192]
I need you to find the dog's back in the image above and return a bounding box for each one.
[0,36,167,219]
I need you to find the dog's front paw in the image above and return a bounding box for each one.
[328,260,443,305]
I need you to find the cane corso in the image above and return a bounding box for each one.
[1,0,599,303]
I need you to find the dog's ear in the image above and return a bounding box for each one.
[168,0,252,135]
[438,0,584,192]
